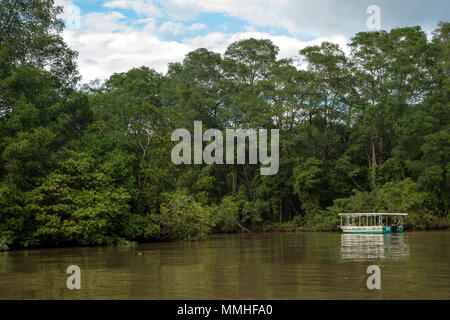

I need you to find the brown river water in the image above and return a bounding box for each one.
[0,231,448,299]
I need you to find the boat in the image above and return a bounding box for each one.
[338,213,407,234]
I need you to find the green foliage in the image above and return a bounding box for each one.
[0,0,79,86]
[211,196,241,233]
[123,213,159,241]
[293,158,324,215]
[328,178,449,230]
[153,192,214,241]
[24,152,131,247]
[303,210,340,231]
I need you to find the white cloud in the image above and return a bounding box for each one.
[56,0,445,84]
[103,0,163,17]
[81,11,130,33]
[55,0,82,30]
[187,23,208,32]
[63,27,191,82]
[54,2,183,82]
[158,21,208,35]
[162,0,303,34]
[156,0,449,38]
[159,21,185,35]
[63,18,349,84]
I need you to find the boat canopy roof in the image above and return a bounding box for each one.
[338,213,407,217]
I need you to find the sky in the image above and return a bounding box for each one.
[55,0,449,83]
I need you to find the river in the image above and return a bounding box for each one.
[0,231,448,299]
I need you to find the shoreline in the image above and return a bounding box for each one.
[2,226,449,252]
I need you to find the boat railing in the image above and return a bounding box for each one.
[338,213,407,227]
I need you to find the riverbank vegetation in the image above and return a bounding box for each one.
[0,1,449,250]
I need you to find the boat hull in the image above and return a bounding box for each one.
[341,226,404,234]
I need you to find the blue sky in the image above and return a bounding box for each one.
[56,0,449,83]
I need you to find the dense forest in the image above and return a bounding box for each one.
[0,0,448,250]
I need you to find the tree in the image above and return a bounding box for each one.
[0,0,78,87]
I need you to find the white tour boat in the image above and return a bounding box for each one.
[339,213,407,234]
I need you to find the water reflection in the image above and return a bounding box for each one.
[0,252,6,273]
[340,233,409,260]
